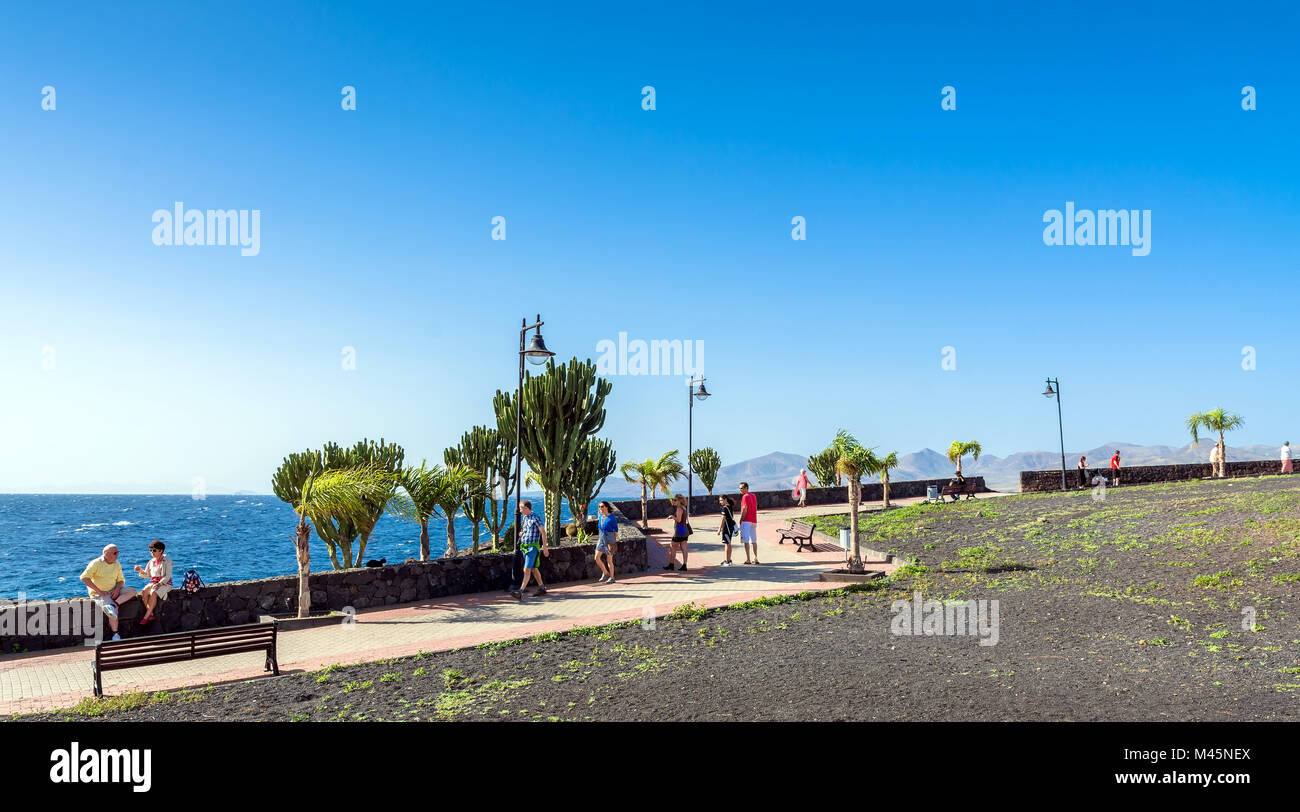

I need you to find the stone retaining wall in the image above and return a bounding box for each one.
[1019,459,1293,492]
[611,477,989,521]
[1,505,648,654]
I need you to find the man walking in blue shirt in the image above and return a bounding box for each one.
[511,500,550,600]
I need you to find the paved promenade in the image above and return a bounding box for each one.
[0,493,1004,715]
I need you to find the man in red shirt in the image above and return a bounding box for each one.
[738,482,760,565]
[1110,450,1121,486]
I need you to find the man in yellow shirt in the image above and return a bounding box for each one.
[80,544,137,640]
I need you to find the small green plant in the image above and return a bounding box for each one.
[667,601,708,621]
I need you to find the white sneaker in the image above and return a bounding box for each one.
[598,574,608,582]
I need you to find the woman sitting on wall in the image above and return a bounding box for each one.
[134,540,174,625]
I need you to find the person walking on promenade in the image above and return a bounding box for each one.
[717,495,737,566]
[1077,456,1088,489]
[738,481,760,565]
[80,544,137,641]
[665,494,690,571]
[1282,442,1293,474]
[793,468,811,507]
[1110,450,1121,486]
[133,539,173,625]
[510,500,549,600]
[595,501,619,584]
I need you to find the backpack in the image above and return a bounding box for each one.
[182,569,203,593]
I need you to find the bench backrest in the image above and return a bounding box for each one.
[96,622,276,672]
[790,520,814,534]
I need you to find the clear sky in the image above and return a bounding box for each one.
[1,1,1297,493]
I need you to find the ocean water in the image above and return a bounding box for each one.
[0,494,577,600]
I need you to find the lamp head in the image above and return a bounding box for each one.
[524,332,555,365]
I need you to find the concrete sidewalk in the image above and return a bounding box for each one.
[0,493,1004,715]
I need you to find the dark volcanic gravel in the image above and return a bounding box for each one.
[11,476,1300,722]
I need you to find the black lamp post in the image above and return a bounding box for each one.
[686,377,710,519]
[510,315,553,588]
[1042,377,1066,491]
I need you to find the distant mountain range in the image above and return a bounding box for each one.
[596,443,1287,497]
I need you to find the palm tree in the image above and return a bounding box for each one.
[279,467,395,618]
[435,465,487,556]
[832,430,880,574]
[618,451,685,530]
[400,463,484,560]
[947,440,982,476]
[876,450,900,509]
[1187,409,1245,478]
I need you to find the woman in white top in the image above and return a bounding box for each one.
[134,539,174,625]
[1282,442,1293,474]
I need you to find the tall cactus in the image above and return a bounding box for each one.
[494,357,612,544]
[445,426,516,550]
[807,447,840,488]
[485,427,518,548]
[690,447,722,494]
[271,450,325,509]
[561,437,618,532]
[446,435,489,554]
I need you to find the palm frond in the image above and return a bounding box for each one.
[299,467,394,532]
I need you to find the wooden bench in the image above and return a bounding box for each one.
[777,519,818,552]
[92,622,279,697]
[940,479,979,501]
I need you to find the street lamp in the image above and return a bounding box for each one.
[1042,377,1066,491]
[687,377,710,520]
[511,315,554,588]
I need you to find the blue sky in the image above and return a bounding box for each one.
[1,1,1297,493]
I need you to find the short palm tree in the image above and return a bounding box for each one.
[947,440,982,476]
[435,465,487,556]
[282,467,396,618]
[619,451,685,530]
[400,463,484,560]
[875,450,900,509]
[832,430,880,574]
[1187,409,1245,478]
